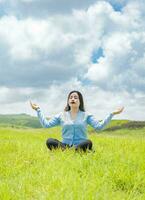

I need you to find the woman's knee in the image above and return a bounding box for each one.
[46,138,54,145]
[75,139,93,152]
[46,138,56,149]
[86,139,93,148]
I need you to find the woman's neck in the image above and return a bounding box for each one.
[70,107,79,114]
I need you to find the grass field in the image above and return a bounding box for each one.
[0,126,145,200]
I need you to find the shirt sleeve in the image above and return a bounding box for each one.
[36,108,61,128]
[87,113,114,131]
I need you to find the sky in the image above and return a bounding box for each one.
[0,0,145,120]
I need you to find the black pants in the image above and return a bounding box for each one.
[46,138,93,152]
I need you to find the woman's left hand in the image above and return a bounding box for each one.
[112,106,124,115]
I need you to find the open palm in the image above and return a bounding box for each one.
[112,107,124,115]
[30,101,40,110]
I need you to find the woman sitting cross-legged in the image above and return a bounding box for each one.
[30,90,124,152]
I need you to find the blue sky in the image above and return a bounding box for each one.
[91,47,104,63]
[0,0,145,120]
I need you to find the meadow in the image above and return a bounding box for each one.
[0,124,145,200]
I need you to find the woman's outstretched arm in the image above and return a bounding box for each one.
[87,107,124,131]
[30,101,61,128]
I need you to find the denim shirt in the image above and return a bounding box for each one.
[36,108,114,146]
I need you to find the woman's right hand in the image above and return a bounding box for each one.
[30,101,40,111]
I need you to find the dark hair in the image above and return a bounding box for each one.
[64,90,85,112]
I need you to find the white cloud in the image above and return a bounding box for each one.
[0,0,145,120]
[1,81,145,120]
[0,16,76,61]
[84,1,145,92]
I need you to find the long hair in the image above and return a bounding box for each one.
[64,90,85,112]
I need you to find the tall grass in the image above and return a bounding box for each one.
[0,127,145,200]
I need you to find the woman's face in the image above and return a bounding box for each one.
[68,92,80,109]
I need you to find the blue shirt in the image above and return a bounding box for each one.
[36,108,114,146]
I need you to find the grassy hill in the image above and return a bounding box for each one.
[0,115,145,200]
[0,114,41,128]
[0,114,145,130]
[0,127,145,200]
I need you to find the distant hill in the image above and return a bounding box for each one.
[0,114,145,130]
[89,119,145,132]
[0,113,42,128]
[104,120,145,131]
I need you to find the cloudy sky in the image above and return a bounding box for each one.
[0,0,145,120]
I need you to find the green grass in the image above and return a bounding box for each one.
[0,127,145,200]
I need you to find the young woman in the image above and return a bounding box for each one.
[30,90,124,152]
